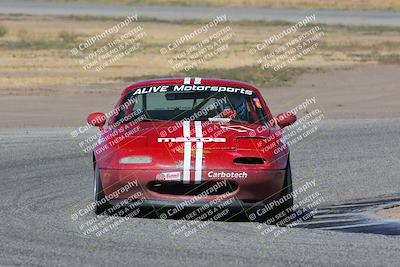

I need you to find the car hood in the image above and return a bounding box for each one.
[105,121,271,150]
[94,120,289,171]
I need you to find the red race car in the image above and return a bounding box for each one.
[88,77,296,218]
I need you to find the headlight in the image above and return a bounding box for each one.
[119,156,152,164]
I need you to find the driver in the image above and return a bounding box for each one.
[215,103,237,119]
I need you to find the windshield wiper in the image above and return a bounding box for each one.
[228,119,248,124]
[140,118,168,122]
[207,117,250,124]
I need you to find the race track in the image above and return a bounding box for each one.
[1,119,400,266]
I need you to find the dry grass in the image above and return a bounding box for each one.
[0,24,7,37]
[52,0,400,11]
[0,14,400,95]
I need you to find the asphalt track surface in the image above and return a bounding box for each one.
[2,0,400,26]
[1,118,400,266]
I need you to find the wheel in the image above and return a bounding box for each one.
[279,158,293,212]
[268,158,293,217]
[257,158,293,223]
[93,166,111,215]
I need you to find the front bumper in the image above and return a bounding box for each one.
[100,168,285,203]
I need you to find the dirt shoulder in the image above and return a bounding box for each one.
[260,65,400,120]
[1,15,400,96]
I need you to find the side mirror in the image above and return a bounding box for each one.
[87,112,106,131]
[276,112,296,128]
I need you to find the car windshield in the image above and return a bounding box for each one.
[115,85,267,125]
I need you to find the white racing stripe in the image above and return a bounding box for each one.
[194,77,202,85]
[183,121,191,184]
[194,121,203,184]
[184,77,191,84]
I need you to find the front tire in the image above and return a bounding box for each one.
[281,159,293,213]
[93,166,110,215]
[257,158,293,222]
[278,158,293,212]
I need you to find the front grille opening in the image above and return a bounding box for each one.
[234,157,265,165]
[148,181,238,196]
